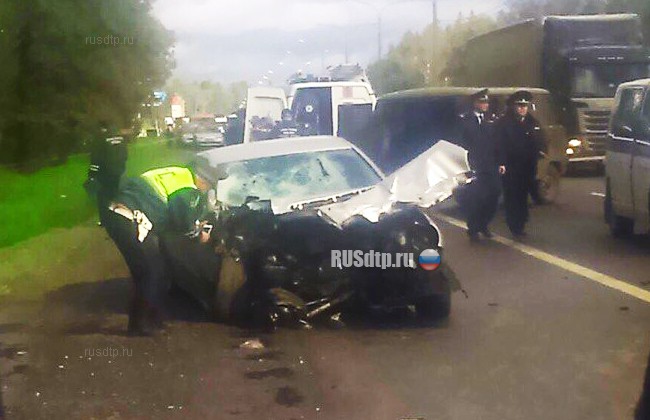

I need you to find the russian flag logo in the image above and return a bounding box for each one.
[419,249,441,271]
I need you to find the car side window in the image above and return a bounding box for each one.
[611,88,644,138]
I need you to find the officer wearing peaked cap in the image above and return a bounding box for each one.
[497,90,546,238]
[458,89,506,241]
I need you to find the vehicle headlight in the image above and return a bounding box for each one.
[566,148,575,155]
[568,139,582,148]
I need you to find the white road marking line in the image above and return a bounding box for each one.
[436,214,650,304]
[590,192,606,198]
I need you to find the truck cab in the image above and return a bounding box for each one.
[446,14,650,170]
[605,78,650,236]
[545,15,650,166]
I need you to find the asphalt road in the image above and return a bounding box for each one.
[1,175,649,420]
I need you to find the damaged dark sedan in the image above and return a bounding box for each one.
[161,136,470,328]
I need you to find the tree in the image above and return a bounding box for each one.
[367,14,498,94]
[368,59,426,95]
[166,79,249,116]
[0,0,174,167]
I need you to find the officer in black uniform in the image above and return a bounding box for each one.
[102,169,211,336]
[270,109,300,139]
[85,126,212,335]
[497,90,545,238]
[458,89,506,241]
[85,124,129,226]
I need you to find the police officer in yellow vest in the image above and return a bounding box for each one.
[102,166,212,336]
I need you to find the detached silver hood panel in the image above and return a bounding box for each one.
[318,140,469,226]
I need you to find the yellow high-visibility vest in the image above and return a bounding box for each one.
[140,167,196,203]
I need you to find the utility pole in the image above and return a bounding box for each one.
[429,0,438,84]
[432,0,437,27]
[377,15,382,60]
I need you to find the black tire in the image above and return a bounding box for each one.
[605,182,634,237]
[536,164,561,204]
[213,254,248,322]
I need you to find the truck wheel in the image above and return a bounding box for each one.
[605,183,633,237]
[213,254,249,323]
[536,164,561,204]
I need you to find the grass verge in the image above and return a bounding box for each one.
[0,140,192,248]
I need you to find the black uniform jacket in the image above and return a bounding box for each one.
[496,113,546,173]
[459,111,505,175]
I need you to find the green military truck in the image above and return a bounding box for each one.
[445,14,650,169]
[350,87,567,204]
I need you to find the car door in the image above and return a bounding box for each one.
[632,87,650,232]
[608,87,644,216]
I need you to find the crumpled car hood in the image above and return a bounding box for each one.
[317,140,469,226]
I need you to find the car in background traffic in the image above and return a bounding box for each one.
[180,119,225,149]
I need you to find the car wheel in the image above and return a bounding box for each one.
[536,164,561,204]
[605,182,634,237]
[213,253,249,322]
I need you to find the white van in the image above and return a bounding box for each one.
[243,81,376,143]
[605,78,650,236]
[288,81,376,137]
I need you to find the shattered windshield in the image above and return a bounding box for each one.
[216,148,381,207]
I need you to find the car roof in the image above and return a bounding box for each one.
[379,87,551,102]
[195,136,354,165]
[289,81,374,93]
[619,78,650,89]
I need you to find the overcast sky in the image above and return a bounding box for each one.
[153,0,504,84]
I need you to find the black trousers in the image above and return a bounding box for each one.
[465,172,501,234]
[527,161,541,203]
[102,210,166,312]
[502,170,531,234]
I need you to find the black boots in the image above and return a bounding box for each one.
[127,299,164,337]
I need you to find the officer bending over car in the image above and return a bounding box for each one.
[458,89,506,241]
[86,139,214,335]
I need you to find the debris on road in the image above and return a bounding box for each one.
[240,339,265,350]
